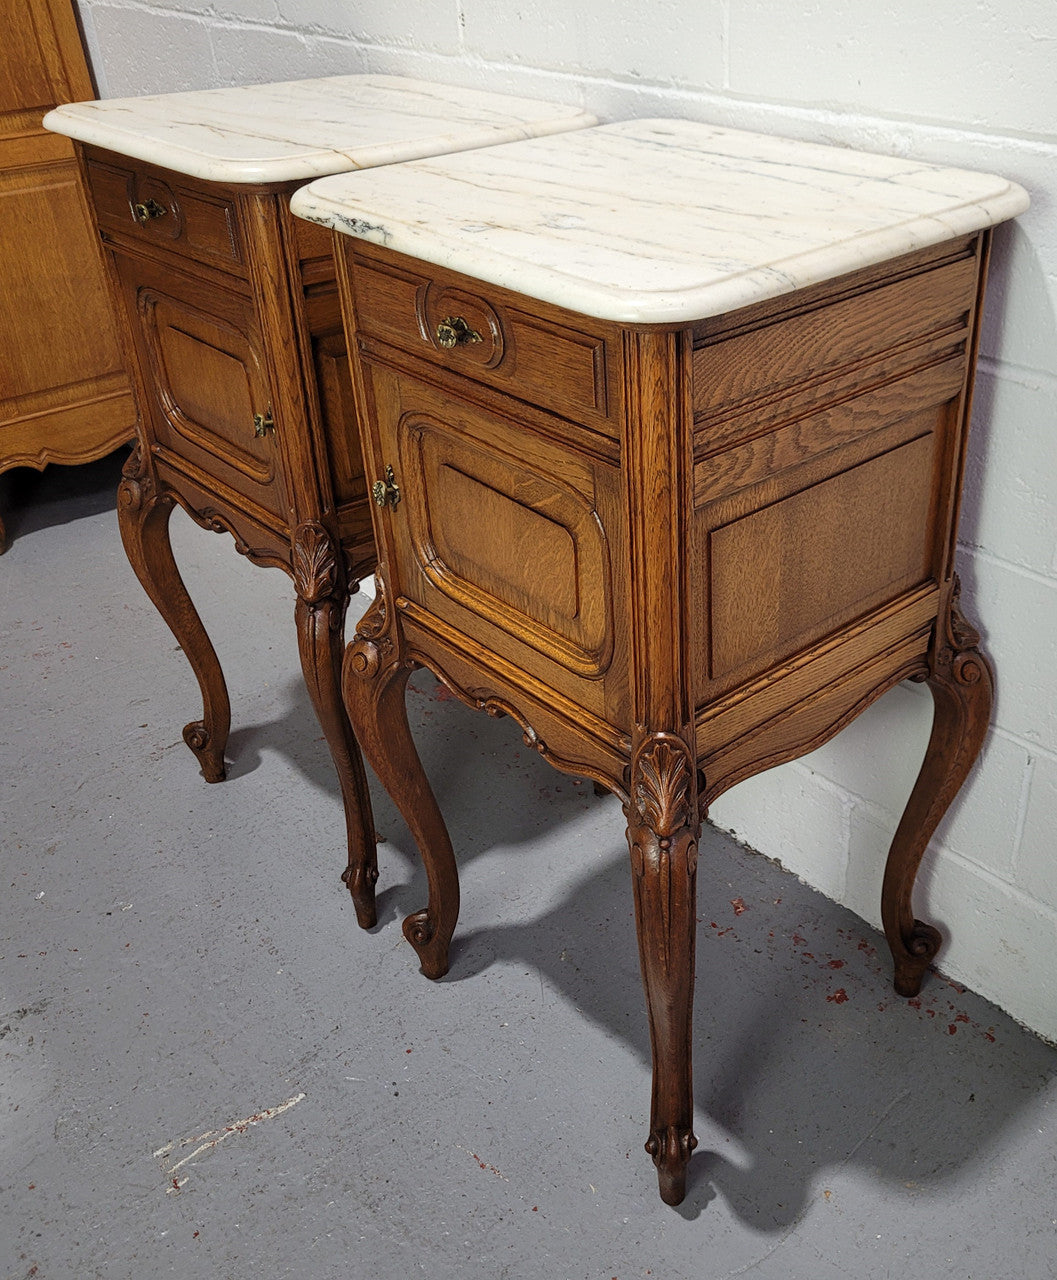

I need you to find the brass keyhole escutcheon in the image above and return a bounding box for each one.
[133,197,168,224]
[435,315,482,350]
[372,464,401,511]
[253,409,275,438]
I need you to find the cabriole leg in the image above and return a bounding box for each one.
[625,734,700,1205]
[882,578,994,997]
[292,521,378,928]
[342,576,459,978]
[117,447,230,782]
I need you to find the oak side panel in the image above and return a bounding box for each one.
[0,0,133,502]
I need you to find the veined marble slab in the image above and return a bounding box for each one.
[290,118,1029,324]
[43,74,596,185]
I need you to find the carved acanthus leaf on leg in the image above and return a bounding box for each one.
[292,520,339,611]
[624,732,699,1205]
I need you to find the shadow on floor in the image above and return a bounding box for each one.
[0,447,131,551]
[232,669,1057,1232]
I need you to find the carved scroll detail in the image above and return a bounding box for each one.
[345,575,394,681]
[938,575,987,689]
[117,441,153,513]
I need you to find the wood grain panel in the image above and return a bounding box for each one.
[693,255,977,420]
[694,357,965,506]
[709,431,936,679]
[0,0,134,522]
[400,409,613,676]
[0,165,124,397]
[312,330,366,509]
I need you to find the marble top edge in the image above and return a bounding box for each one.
[290,118,1029,325]
[42,73,596,184]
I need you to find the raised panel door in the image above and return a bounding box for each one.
[113,250,287,527]
[363,358,623,718]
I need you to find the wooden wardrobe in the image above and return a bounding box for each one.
[0,0,134,551]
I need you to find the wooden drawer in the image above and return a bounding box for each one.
[349,245,619,433]
[85,154,244,272]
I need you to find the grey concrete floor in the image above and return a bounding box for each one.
[2,452,1056,1280]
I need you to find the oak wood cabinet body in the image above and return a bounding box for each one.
[76,141,379,920]
[335,228,997,1202]
[0,0,134,551]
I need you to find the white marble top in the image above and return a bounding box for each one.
[42,74,596,185]
[290,118,1029,324]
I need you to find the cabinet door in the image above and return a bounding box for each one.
[0,0,133,474]
[113,250,288,527]
[363,360,623,718]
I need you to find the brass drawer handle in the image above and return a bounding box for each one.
[435,315,482,349]
[372,464,401,511]
[253,409,275,438]
[133,197,168,224]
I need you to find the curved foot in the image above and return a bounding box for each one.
[118,447,231,781]
[293,522,378,929]
[648,1126,699,1206]
[892,920,943,998]
[882,578,993,997]
[182,719,227,783]
[402,908,448,980]
[341,862,380,930]
[342,575,458,977]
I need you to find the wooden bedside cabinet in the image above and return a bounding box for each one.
[292,119,1028,1203]
[43,77,595,922]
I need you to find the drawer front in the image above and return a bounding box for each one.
[113,251,287,524]
[363,359,624,717]
[85,155,243,271]
[350,246,618,433]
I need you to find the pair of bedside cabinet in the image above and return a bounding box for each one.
[48,84,1027,1204]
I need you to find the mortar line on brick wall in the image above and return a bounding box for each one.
[90,9,1057,159]
[455,0,466,55]
[333,50,1057,157]
[989,725,1057,768]
[1007,750,1037,885]
[847,788,1032,910]
[930,840,1057,929]
[976,356,1057,392]
[961,545,1057,589]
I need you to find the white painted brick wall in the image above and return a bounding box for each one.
[72,0,1057,1043]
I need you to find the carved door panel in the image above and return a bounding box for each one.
[112,250,287,525]
[364,361,623,716]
